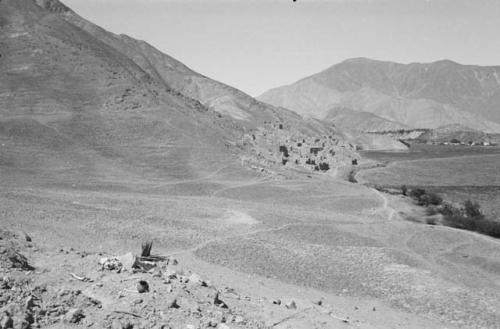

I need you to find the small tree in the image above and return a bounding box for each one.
[401,185,408,196]
[463,200,483,219]
[409,188,426,200]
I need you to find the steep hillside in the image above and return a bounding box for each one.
[0,0,356,185]
[0,0,245,188]
[259,58,500,133]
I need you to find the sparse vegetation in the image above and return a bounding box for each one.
[439,201,500,238]
[408,188,442,206]
[401,185,408,196]
[141,240,153,257]
[348,170,357,183]
[406,188,500,238]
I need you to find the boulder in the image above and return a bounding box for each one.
[64,308,84,323]
[117,253,137,271]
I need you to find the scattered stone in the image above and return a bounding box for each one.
[23,233,32,242]
[13,316,30,329]
[99,257,123,272]
[24,296,36,309]
[64,308,84,323]
[111,319,123,329]
[137,280,149,293]
[285,300,297,310]
[164,269,177,280]
[188,273,202,285]
[178,297,201,314]
[204,318,218,327]
[233,315,245,324]
[167,298,180,309]
[213,292,228,309]
[0,313,13,329]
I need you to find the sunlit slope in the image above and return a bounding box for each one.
[259,58,500,132]
[0,0,243,188]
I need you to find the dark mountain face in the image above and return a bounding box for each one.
[259,58,500,132]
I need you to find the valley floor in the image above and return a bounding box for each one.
[2,171,500,328]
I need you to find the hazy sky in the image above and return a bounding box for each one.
[64,0,500,96]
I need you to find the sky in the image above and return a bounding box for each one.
[63,0,500,96]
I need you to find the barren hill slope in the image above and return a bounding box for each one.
[0,0,356,187]
[0,0,249,187]
[324,107,409,133]
[417,124,497,144]
[259,58,500,132]
[2,2,500,329]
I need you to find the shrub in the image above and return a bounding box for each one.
[141,240,153,257]
[409,188,426,200]
[439,201,500,239]
[426,217,437,225]
[401,185,408,196]
[475,219,500,238]
[408,188,442,206]
[426,206,439,216]
[348,170,357,183]
[439,202,460,217]
[419,193,443,206]
[463,200,483,219]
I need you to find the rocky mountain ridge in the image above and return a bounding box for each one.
[259,58,500,133]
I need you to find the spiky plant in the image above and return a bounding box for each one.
[141,240,153,258]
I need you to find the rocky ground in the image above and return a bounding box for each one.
[0,228,272,329]
[0,228,375,329]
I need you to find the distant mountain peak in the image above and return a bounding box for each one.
[431,59,459,66]
[259,58,500,133]
[342,57,378,64]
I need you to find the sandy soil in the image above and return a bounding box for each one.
[2,171,500,328]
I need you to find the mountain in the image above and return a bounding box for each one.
[0,0,356,187]
[324,107,409,132]
[416,124,498,145]
[259,58,500,133]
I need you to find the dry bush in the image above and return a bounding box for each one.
[141,240,153,257]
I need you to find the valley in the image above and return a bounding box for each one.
[2,1,500,328]
[358,146,500,220]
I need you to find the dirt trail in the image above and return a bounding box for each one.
[371,188,396,221]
